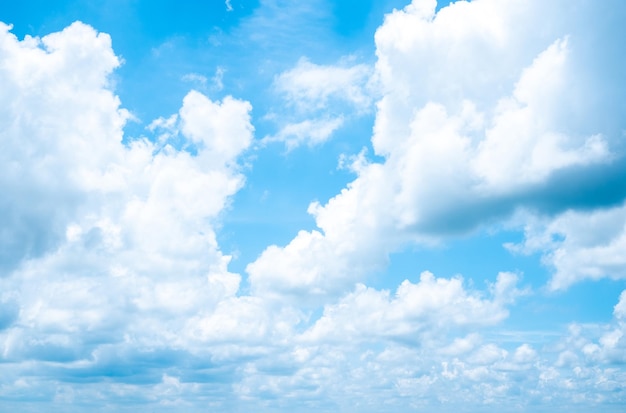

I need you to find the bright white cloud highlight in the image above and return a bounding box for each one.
[302,271,522,343]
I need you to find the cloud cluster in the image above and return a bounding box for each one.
[276,57,372,113]
[249,0,626,297]
[301,271,523,343]
[0,19,255,396]
[2,0,626,411]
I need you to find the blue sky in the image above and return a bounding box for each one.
[1,0,626,412]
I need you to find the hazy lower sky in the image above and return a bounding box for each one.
[1,1,626,412]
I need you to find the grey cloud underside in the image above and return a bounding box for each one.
[41,352,233,385]
[0,299,19,330]
[416,156,626,235]
[0,199,74,276]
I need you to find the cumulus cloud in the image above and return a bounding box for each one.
[3,0,626,410]
[508,202,626,290]
[528,292,626,404]
[229,288,626,412]
[0,19,255,393]
[0,21,126,275]
[248,0,626,297]
[301,271,523,344]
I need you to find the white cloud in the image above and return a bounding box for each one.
[471,38,610,190]
[183,67,226,92]
[2,0,626,410]
[275,57,373,113]
[264,56,373,149]
[508,203,626,290]
[512,343,537,364]
[300,271,523,344]
[262,117,343,150]
[0,18,255,385]
[179,90,253,163]
[615,290,626,320]
[0,21,127,274]
[226,288,626,411]
[248,0,626,298]
[181,72,208,88]
[528,292,626,403]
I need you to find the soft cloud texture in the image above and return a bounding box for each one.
[264,57,373,149]
[508,202,626,290]
[262,117,344,150]
[301,271,523,343]
[0,22,126,275]
[0,20,255,401]
[248,0,626,297]
[275,57,372,113]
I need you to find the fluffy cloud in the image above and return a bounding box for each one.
[248,0,626,297]
[226,270,533,411]
[229,286,626,412]
[3,0,626,410]
[530,291,626,405]
[301,271,523,344]
[0,21,127,275]
[508,202,626,290]
[0,19,254,393]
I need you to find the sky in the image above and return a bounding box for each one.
[1,0,626,412]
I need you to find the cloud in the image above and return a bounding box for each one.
[0,19,255,394]
[248,0,626,298]
[263,57,373,149]
[0,21,126,275]
[275,57,373,113]
[262,117,344,150]
[529,291,626,404]
[229,270,534,411]
[212,66,226,90]
[179,90,253,162]
[301,271,523,344]
[228,285,626,412]
[507,202,626,290]
[2,0,626,410]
